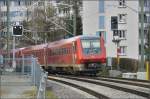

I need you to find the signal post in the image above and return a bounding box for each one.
[12,25,23,69]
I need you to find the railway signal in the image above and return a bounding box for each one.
[111,16,118,30]
[13,25,23,36]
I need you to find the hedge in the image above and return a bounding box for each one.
[110,58,139,72]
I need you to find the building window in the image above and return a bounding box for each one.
[118,14,127,23]
[118,30,127,39]
[0,0,7,6]
[99,0,104,13]
[25,1,32,6]
[1,11,7,17]
[18,0,21,6]
[113,30,127,40]
[38,2,44,6]
[99,16,105,29]
[118,0,126,7]
[119,46,127,55]
[14,0,24,6]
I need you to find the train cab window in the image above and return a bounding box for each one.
[81,39,101,55]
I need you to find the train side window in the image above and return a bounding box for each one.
[57,49,60,55]
[66,48,68,54]
[62,48,65,55]
[65,48,67,54]
[51,49,54,56]
[53,49,56,56]
[48,50,50,56]
[39,51,41,56]
[59,48,61,55]
[61,48,62,55]
[61,48,63,55]
[48,51,50,56]
[63,48,65,55]
[35,52,37,56]
[37,51,39,56]
[38,51,40,56]
[54,49,56,55]
[68,48,70,54]
[55,49,58,55]
[57,49,59,55]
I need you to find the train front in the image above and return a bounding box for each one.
[77,36,106,74]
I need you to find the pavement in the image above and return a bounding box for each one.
[0,74,37,99]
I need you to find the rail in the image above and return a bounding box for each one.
[49,75,149,98]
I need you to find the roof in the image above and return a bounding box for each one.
[15,35,100,52]
[47,35,100,48]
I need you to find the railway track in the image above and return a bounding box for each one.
[95,76,150,88]
[48,75,150,99]
[48,76,109,99]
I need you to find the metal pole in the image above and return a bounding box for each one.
[146,61,149,80]
[6,0,10,57]
[139,0,145,72]
[12,36,16,69]
[22,54,24,74]
[73,0,77,36]
[117,42,120,70]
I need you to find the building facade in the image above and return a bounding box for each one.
[0,0,34,26]
[83,0,150,60]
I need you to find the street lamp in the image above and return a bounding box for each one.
[112,31,121,71]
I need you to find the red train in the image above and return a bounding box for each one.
[15,35,106,74]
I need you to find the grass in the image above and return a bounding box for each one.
[23,86,37,98]
[97,67,109,77]
[46,90,57,99]
[23,87,57,99]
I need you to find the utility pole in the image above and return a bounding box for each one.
[6,0,10,57]
[139,0,145,72]
[73,0,77,36]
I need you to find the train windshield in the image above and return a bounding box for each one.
[81,39,100,55]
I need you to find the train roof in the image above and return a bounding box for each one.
[47,35,100,48]
[15,35,100,52]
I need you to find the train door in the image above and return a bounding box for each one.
[72,41,76,64]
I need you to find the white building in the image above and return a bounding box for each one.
[83,0,150,60]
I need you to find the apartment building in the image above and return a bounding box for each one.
[0,0,34,26]
[83,0,150,60]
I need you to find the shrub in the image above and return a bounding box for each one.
[111,57,138,72]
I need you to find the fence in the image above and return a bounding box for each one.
[0,56,47,99]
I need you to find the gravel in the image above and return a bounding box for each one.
[47,80,97,99]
